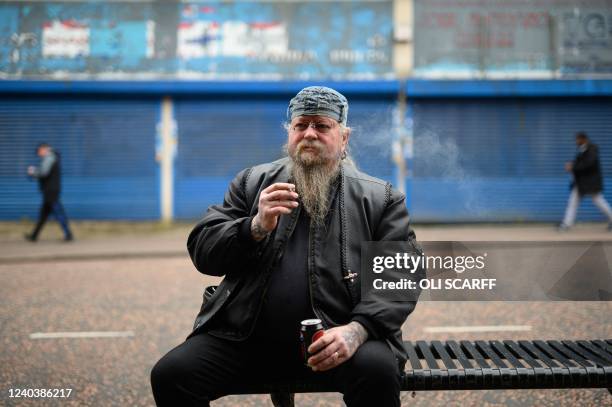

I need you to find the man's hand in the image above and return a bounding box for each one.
[565,161,573,172]
[251,183,299,241]
[307,321,368,372]
[27,166,36,176]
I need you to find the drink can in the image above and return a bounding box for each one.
[300,318,325,363]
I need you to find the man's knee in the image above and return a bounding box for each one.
[150,352,181,394]
[350,341,400,385]
[151,349,212,406]
[151,346,206,393]
[335,340,401,394]
[151,335,246,405]
[336,341,401,407]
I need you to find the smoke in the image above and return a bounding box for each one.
[413,125,484,216]
[279,108,484,217]
[347,107,396,172]
[414,127,464,178]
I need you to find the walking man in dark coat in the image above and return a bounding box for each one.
[25,143,74,241]
[559,132,612,231]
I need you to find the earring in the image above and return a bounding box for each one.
[341,150,347,159]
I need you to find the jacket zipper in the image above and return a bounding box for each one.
[308,172,345,329]
[308,218,327,328]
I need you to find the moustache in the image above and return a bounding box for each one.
[297,142,323,153]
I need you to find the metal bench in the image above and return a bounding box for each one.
[226,339,612,406]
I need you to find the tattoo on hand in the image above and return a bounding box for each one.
[344,322,368,353]
[251,216,269,241]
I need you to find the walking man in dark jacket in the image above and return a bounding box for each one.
[25,143,73,241]
[151,87,425,406]
[559,132,612,231]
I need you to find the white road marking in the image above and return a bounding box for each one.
[424,325,532,333]
[29,331,135,339]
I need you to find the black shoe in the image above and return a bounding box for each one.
[24,233,37,242]
[557,223,570,232]
[63,235,74,242]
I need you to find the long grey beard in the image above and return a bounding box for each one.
[290,160,340,226]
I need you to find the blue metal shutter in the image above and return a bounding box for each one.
[174,94,397,220]
[410,97,612,222]
[0,96,159,220]
[174,96,289,220]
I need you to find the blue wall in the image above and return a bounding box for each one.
[2,79,612,223]
[0,95,160,220]
[0,81,399,221]
[410,97,612,222]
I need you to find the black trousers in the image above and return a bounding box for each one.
[151,332,401,407]
[30,199,73,240]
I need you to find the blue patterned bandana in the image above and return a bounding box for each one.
[287,86,348,126]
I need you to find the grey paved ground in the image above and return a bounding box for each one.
[1,221,611,406]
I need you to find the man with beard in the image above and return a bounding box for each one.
[151,86,424,407]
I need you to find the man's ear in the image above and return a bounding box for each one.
[343,127,351,147]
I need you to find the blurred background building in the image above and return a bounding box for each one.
[1,0,611,223]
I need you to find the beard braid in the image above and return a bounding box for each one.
[290,157,340,227]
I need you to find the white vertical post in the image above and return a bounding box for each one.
[392,0,413,197]
[159,96,175,223]
[393,90,408,196]
[393,0,413,78]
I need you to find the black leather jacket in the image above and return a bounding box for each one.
[186,157,425,368]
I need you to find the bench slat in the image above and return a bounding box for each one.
[491,340,534,387]
[417,340,440,370]
[504,341,554,387]
[403,341,423,370]
[592,339,612,354]
[446,341,482,388]
[462,341,499,388]
[566,341,612,368]
[476,341,517,387]
[491,340,526,369]
[431,340,457,370]
[577,340,612,365]
[548,341,594,368]
[446,340,474,370]
[551,341,607,386]
[432,341,464,388]
[461,341,491,369]
[503,340,543,368]
[475,340,509,368]
[518,340,561,369]
[533,340,578,368]
[534,341,589,387]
